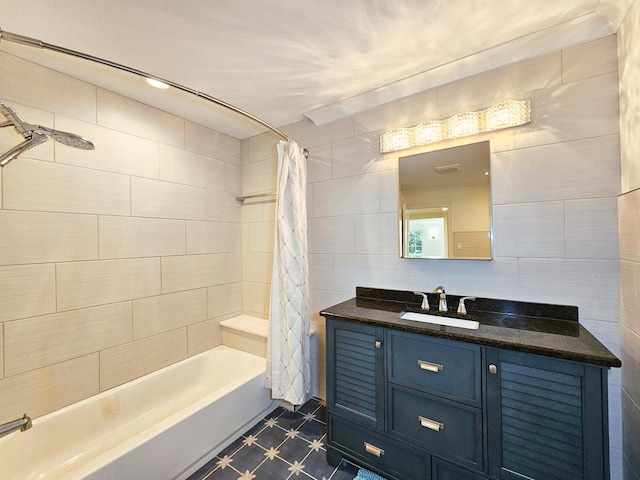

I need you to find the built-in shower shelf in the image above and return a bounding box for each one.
[221,315,269,357]
[220,314,316,358]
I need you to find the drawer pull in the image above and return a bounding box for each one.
[418,360,443,373]
[364,442,384,457]
[419,415,444,432]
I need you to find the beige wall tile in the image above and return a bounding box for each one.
[379,169,399,213]
[0,354,99,424]
[355,213,398,255]
[55,115,160,178]
[308,216,355,254]
[494,202,565,258]
[0,51,96,123]
[565,197,619,260]
[100,329,187,391]
[222,329,266,357]
[563,35,618,84]
[185,121,241,164]
[0,325,4,380]
[0,211,97,265]
[225,162,242,194]
[97,89,184,147]
[0,264,56,322]
[247,222,275,253]
[243,281,270,317]
[332,133,397,180]
[159,144,225,190]
[517,72,620,149]
[131,176,206,220]
[242,157,276,195]
[225,253,243,283]
[99,216,185,259]
[133,289,207,339]
[208,282,243,319]
[309,254,335,292]
[492,135,620,205]
[186,221,241,254]
[306,144,332,184]
[206,189,242,222]
[312,173,380,217]
[243,252,273,284]
[622,326,640,407]
[332,254,413,294]
[4,302,132,377]
[161,254,225,293]
[438,53,562,116]
[619,190,640,263]
[57,258,161,311]
[518,258,619,322]
[188,318,223,356]
[620,260,640,337]
[3,158,131,215]
[619,2,640,193]
[244,131,280,164]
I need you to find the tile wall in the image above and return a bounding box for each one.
[241,35,624,477]
[617,0,640,478]
[0,51,243,423]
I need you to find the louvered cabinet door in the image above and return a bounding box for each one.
[486,348,609,480]
[326,317,385,429]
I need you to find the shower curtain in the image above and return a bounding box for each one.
[266,140,311,406]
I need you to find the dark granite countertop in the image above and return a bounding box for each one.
[320,287,621,368]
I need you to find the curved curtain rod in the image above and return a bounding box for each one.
[0,29,292,142]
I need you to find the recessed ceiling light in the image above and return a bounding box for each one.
[146,78,169,89]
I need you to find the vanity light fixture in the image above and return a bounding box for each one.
[379,99,530,153]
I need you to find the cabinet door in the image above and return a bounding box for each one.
[326,317,385,429]
[486,348,609,480]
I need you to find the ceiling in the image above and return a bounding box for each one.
[0,0,632,139]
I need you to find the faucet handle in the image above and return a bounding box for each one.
[457,296,476,315]
[413,291,429,311]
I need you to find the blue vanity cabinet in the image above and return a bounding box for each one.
[325,316,612,480]
[485,348,609,480]
[325,318,385,430]
[326,318,430,479]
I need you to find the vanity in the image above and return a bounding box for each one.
[321,287,621,480]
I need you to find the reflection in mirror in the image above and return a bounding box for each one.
[398,140,492,260]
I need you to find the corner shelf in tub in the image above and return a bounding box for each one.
[220,314,316,358]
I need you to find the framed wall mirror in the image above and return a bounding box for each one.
[398,140,493,260]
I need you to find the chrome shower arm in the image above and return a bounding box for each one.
[0,133,47,167]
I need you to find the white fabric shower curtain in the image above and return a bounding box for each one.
[266,140,311,406]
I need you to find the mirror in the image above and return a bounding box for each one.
[398,140,492,260]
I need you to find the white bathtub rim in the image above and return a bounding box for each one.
[0,345,269,480]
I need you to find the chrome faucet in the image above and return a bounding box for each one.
[434,286,447,312]
[457,296,476,315]
[413,291,429,311]
[0,414,32,439]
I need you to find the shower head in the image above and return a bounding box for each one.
[0,102,94,167]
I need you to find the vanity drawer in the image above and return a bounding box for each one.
[389,385,483,470]
[329,415,430,480]
[388,330,481,406]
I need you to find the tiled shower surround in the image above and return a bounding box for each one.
[0,11,639,480]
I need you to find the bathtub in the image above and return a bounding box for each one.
[0,345,275,480]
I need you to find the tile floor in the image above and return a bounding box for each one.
[188,398,360,480]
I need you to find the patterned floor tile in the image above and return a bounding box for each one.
[187,398,357,480]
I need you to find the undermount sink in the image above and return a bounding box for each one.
[399,311,480,330]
